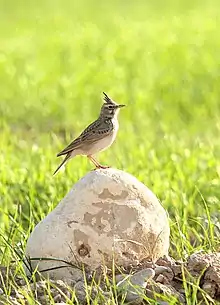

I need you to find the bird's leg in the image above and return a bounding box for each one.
[87,155,110,169]
[87,155,99,169]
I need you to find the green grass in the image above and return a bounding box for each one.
[0,0,220,303]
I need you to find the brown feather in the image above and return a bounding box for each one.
[57,119,113,157]
[53,153,71,175]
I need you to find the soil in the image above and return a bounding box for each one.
[0,252,219,304]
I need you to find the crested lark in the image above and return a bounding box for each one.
[53,92,125,175]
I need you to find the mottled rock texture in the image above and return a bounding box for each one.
[25,168,170,281]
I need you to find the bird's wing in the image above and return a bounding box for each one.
[57,119,113,157]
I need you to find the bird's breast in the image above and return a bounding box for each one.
[90,131,117,154]
[84,120,119,155]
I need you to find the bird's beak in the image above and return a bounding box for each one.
[117,104,126,108]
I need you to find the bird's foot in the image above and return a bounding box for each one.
[92,165,110,170]
[87,156,110,170]
[98,165,110,169]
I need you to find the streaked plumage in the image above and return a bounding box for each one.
[53,92,125,175]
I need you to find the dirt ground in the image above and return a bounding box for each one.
[0,251,219,304]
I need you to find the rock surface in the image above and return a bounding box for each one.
[25,168,170,281]
[187,251,220,300]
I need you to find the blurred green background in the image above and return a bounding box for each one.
[0,0,220,258]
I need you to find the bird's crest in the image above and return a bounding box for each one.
[103,92,115,105]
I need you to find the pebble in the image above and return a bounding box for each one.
[116,268,155,304]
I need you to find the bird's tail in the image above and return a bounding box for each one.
[53,153,71,176]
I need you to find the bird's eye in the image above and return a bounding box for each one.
[108,105,114,109]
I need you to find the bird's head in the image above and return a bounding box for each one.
[99,92,125,119]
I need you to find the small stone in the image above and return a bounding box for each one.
[187,252,211,279]
[172,263,182,276]
[116,268,155,304]
[74,280,108,303]
[146,281,186,304]
[156,256,184,278]
[156,274,169,284]
[204,253,220,284]
[21,279,73,304]
[202,281,217,298]
[0,296,21,305]
[156,256,173,268]
[155,266,170,275]
[115,273,126,283]
[17,278,26,286]
[154,266,174,283]
[53,293,62,302]
[39,295,50,305]
[186,250,220,301]
[74,281,86,303]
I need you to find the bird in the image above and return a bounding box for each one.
[53,92,125,175]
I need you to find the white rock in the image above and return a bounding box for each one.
[25,168,170,281]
